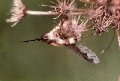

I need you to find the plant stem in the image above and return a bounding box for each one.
[26,10,85,16]
[26,10,57,15]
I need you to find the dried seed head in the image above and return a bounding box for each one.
[86,0,120,48]
[6,0,26,27]
[89,6,112,32]
[88,3,120,33]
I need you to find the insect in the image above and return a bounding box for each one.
[23,16,100,64]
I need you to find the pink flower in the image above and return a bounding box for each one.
[87,0,120,47]
[88,3,120,33]
[42,0,75,16]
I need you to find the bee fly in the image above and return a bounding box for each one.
[23,16,100,64]
[23,27,100,64]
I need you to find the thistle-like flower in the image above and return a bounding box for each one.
[88,5,112,33]
[87,0,120,47]
[42,0,76,17]
[6,0,26,27]
[88,1,120,33]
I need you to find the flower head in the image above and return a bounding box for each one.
[87,0,120,47]
[87,2,120,33]
[43,0,75,16]
[6,0,26,27]
[88,5,112,33]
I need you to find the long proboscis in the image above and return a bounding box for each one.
[22,38,42,42]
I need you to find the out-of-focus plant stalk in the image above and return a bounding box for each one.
[116,30,120,48]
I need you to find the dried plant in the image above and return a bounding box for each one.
[86,0,120,47]
[6,0,120,64]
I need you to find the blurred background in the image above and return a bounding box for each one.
[0,0,120,81]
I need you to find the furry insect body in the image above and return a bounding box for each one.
[65,44,100,64]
